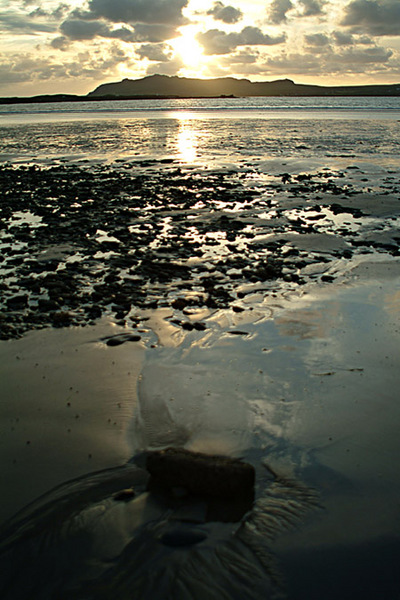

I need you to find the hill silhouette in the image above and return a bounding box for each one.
[1,75,399,104]
[88,74,400,98]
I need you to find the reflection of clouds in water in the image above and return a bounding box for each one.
[384,288,400,317]
[132,360,258,456]
[274,302,341,341]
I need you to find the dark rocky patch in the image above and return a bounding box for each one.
[146,447,255,501]
[102,333,142,346]
[0,163,399,339]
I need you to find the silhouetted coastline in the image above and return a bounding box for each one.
[1,74,400,103]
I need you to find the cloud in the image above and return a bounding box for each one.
[135,42,173,61]
[50,35,69,50]
[58,18,179,43]
[304,32,330,46]
[59,18,110,40]
[29,4,70,20]
[267,0,325,23]
[299,0,326,17]
[332,31,354,45]
[107,26,141,42]
[217,49,260,71]
[268,0,293,24]
[228,50,260,64]
[341,0,400,36]
[197,26,286,55]
[131,23,180,42]
[206,2,243,24]
[146,55,184,75]
[0,45,135,87]
[57,0,189,44]
[0,9,57,34]
[86,0,188,25]
[336,45,393,64]
[262,40,394,77]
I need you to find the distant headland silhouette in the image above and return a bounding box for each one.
[1,74,400,103]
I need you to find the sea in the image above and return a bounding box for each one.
[1,95,400,168]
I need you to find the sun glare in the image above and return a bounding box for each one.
[170,29,204,69]
[177,118,198,163]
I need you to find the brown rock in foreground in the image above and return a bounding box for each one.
[146,447,255,500]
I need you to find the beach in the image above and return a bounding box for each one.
[1,99,400,598]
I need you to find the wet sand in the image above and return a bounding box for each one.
[1,131,400,597]
[1,269,399,598]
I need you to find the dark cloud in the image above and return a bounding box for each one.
[60,18,109,40]
[0,10,57,34]
[131,23,180,42]
[50,36,69,50]
[58,18,178,43]
[268,0,293,24]
[29,4,70,20]
[341,0,400,36]
[299,0,326,17]
[206,2,243,24]
[332,31,354,45]
[304,32,330,46]
[135,43,172,61]
[87,0,188,25]
[197,26,285,55]
[337,45,393,64]
[107,26,140,42]
[267,0,325,23]
[57,0,188,44]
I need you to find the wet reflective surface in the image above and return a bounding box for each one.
[1,105,400,598]
[1,275,399,598]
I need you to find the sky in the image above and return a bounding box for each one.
[0,0,400,96]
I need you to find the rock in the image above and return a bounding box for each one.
[171,297,188,310]
[146,447,255,500]
[6,295,29,309]
[104,333,142,346]
[38,298,60,311]
[113,488,136,502]
[52,311,72,327]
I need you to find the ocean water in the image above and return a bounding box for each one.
[1,96,400,170]
[2,95,400,117]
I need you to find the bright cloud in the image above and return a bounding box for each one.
[0,0,399,96]
[197,26,286,55]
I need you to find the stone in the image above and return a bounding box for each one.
[146,447,255,500]
[113,488,136,502]
[6,294,29,309]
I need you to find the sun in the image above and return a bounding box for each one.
[170,28,205,69]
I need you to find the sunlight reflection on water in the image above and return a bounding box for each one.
[176,117,198,163]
